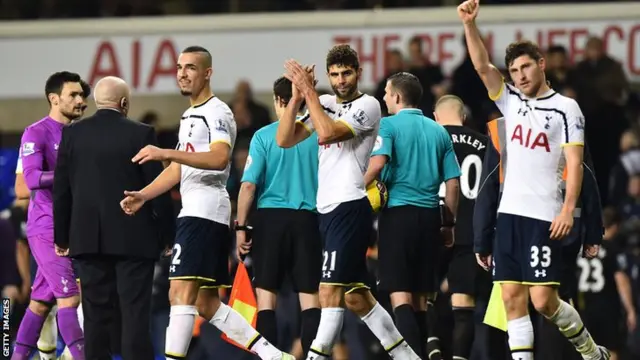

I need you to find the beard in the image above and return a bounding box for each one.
[61,109,83,120]
[180,90,192,96]
[331,84,357,101]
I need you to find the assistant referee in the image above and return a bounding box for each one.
[364,72,461,359]
[235,76,322,356]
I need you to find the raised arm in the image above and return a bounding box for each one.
[276,85,312,148]
[458,0,504,98]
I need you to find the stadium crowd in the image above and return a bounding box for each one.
[2,1,640,360]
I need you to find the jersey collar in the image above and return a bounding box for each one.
[397,108,422,115]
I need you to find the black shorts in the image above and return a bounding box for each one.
[378,205,441,293]
[318,198,373,290]
[582,309,624,351]
[448,244,483,296]
[493,214,562,285]
[169,216,231,288]
[252,208,322,294]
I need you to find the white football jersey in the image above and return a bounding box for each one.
[300,93,381,213]
[176,96,237,225]
[491,82,585,222]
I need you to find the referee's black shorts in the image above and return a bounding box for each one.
[252,208,322,294]
[377,205,441,293]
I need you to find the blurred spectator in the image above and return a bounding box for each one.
[231,80,271,142]
[450,36,493,131]
[0,208,20,303]
[374,49,406,116]
[572,37,630,204]
[545,45,576,94]
[406,36,446,117]
[609,130,640,207]
[619,174,640,222]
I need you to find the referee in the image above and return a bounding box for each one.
[235,76,322,356]
[364,72,461,359]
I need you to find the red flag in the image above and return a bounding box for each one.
[222,262,257,350]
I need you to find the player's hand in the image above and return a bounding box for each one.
[162,246,173,257]
[476,253,492,271]
[132,145,169,164]
[120,190,147,215]
[284,60,314,95]
[457,0,480,24]
[441,226,455,247]
[236,231,252,260]
[55,244,69,257]
[627,310,637,332]
[549,211,573,240]
[582,244,600,259]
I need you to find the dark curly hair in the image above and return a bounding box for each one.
[504,40,543,68]
[326,44,360,71]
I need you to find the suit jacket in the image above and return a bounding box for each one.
[473,118,603,256]
[53,109,175,259]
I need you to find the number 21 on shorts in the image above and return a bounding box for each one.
[530,245,551,268]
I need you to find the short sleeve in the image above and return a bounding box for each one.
[210,113,233,147]
[241,134,266,185]
[441,129,461,181]
[489,80,517,116]
[15,157,22,174]
[615,251,628,272]
[562,100,585,146]
[337,97,381,136]
[371,117,393,159]
[297,112,314,133]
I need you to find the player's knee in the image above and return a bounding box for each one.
[298,292,320,311]
[500,284,528,314]
[256,288,278,311]
[318,284,342,308]
[451,293,475,308]
[344,289,374,316]
[195,288,220,320]
[529,286,559,317]
[169,280,199,305]
[389,291,413,308]
[56,295,80,309]
[28,300,52,316]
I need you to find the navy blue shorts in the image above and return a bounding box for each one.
[169,216,231,288]
[318,198,373,290]
[493,213,562,285]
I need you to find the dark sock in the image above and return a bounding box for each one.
[300,308,321,356]
[415,310,428,356]
[426,302,442,360]
[256,310,278,346]
[393,304,423,358]
[485,324,509,360]
[452,307,475,359]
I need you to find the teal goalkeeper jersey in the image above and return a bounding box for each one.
[242,120,319,211]
[372,108,461,208]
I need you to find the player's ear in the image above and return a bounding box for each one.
[538,57,546,72]
[357,67,363,80]
[205,67,213,82]
[48,93,58,106]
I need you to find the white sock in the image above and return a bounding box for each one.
[165,305,198,359]
[547,300,600,360]
[37,306,58,359]
[306,307,344,359]
[506,315,534,360]
[361,302,419,359]
[77,303,84,332]
[210,303,281,360]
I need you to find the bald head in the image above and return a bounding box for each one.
[94,76,130,113]
[434,95,465,125]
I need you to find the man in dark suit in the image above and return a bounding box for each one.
[53,76,175,360]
